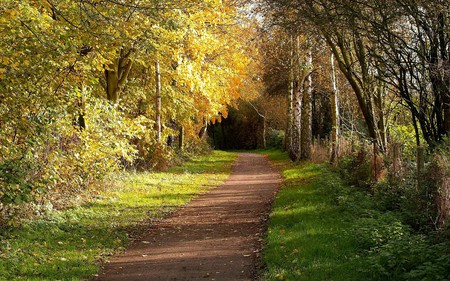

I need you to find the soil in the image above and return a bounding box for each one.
[93,153,281,281]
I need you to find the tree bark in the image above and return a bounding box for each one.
[179,126,184,151]
[284,35,295,152]
[247,101,267,149]
[289,36,305,161]
[330,53,340,164]
[155,59,162,142]
[374,81,387,152]
[300,47,313,160]
[323,31,380,148]
[105,48,133,103]
[198,118,208,140]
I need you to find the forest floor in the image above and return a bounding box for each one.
[93,153,281,281]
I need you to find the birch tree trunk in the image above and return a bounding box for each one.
[198,118,208,140]
[330,53,340,164]
[284,35,295,152]
[289,36,303,161]
[300,47,313,160]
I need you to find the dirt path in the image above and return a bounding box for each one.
[94,153,281,281]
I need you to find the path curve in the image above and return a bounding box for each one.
[94,153,281,281]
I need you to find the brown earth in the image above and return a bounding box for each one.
[93,152,281,281]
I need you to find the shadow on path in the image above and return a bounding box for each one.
[94,153,281,281]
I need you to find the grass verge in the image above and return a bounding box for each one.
[260,149,449,281]
[0,150,237,280]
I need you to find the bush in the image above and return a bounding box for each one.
[0,95,139,225]
[362,234,450,281]
[339,146,372,189]
[266,129,284,149]
[372,143,449,233]
[332,144,450,280]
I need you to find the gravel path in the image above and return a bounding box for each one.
[94,153,281,281]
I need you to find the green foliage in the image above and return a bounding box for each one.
[261,150,365,281]
[362,235,450,281]
[389,124,423,161]
[339,147,372,189]
[0,151,237,280]
[267,129,285,149]
[352,214,408,249]
[372,142,449,233]
[0,94,143,224]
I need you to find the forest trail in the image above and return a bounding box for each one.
[94,153,281,281]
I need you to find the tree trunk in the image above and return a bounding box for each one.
[417,146,425,176]
[289,36,305,161]
[290,85,302,161]
[284,35,295,152]
[105,48,133,103]
[262,116,267,149]
[247,101,267,149]
[330,53,340,165]
[198,119,208,140]
[155,59,162,142]
[75,84,87,130]
[391,142,401,177]
[179,126,184,151]
[300,47,313,160]
[323,31,379,147]
[374,81,387,152]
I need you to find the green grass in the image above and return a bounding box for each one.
[260,150,367,281]
[259,150,450,281]
[0,150,237,281]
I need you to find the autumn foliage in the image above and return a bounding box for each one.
[0,0,255,224]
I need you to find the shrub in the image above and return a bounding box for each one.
[362,234,450,281]
[0,95,139,225]
[339,146,372,189]
[266,129,285,149]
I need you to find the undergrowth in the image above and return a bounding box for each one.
[260,149,449,281]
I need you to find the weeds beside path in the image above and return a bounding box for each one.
[0,151,237,280]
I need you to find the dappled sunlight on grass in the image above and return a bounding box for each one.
[283,165,323,181]
[257,149,450,281]
[258,150,364,281]
[0,151,237,280]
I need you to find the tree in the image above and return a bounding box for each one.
[330,53,340,164]
[261,0,388,152]
[361,0,450,146]
[0,0,255,220]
